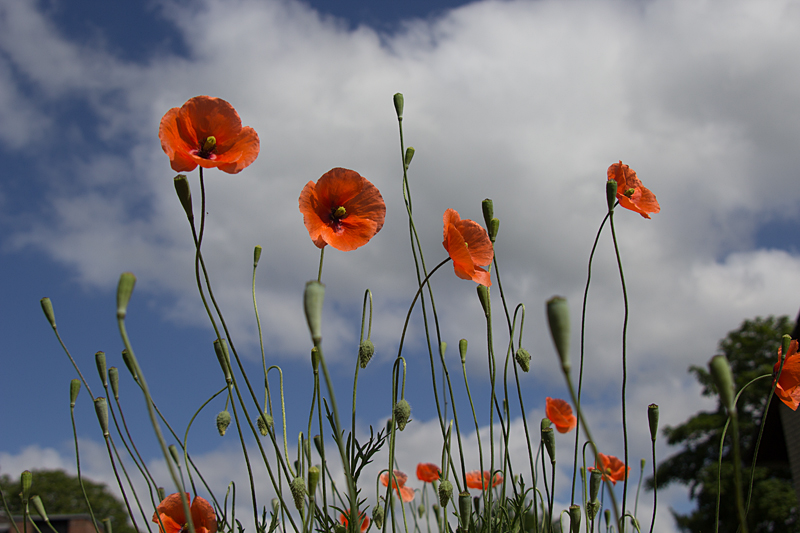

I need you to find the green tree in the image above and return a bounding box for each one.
[652,315,799,532]
[0,469,136,533]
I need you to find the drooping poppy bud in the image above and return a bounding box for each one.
[216,411,231,436]
[439,479,453,507]
[258,413,273,436]
[372,500,385,529]
[214,339,232,383]
[394,399,411,431]
[515,348,531,372]
[290,477,306,510]
[359,340,375,369]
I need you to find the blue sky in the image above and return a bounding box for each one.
[3,0,800,531]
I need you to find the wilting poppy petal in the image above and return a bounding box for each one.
[416,463,440,483]
[464,470,503,490]
[545,397,577,434]
[159,96,259,174]
[152,493,217,533]
[774,340,800,410]
[607,161,660,219]
[299,168,386,251]
[339,510,369,532]
[588,453,629,485]
[380,470,414,502]
[442,209,494,286]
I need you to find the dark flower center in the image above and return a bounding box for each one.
[194,136,217,159]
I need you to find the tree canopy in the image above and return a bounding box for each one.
[652,315,799,532]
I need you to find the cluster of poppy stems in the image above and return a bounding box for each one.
[156,95,800,530]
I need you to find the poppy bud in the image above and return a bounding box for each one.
[31,495,48,521]
[569,504,581,533]
[94,398,109,437]
[405,147,415,169]
[477,285,490,316]
[640,458,646,470]
[438,479,453,507]
[21,470,32,501]
[102,518,112,533]
[782,334,792,363]
[359,340,375,369]
[116,272,136,320]
[121,349,138,381]
[459,339,468,364]
[546,296,571,373]
[173,175,193,221]
[258,413,273,436]
[40,297,56,329]
[458,492,471,532]
[648,403,659,441]
[418,504,425,517]
[216,411,231,436]
[393,93,404,119]
[542,427,555,464]
[95,352,107,387]
[214,339,232,383]
[290,476,306,510]
[515,348,531,372]
[109,368,120,400]
[304,281,325,346]
[254,245,262,266]
[481,199,494,228]
[313,434,323,456]
[709,355,736,416]
[308,466,320,496]
[394,399,411,430]
[606,178,617,213]
[488,218,500,243]
[604,509,611,527]
[372,500,385,529]
[589,469,602,502]
[70,379,81,407]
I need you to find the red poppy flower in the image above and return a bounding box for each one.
[416,463,440,483]
[464,470,503,490]
[299,168,386,251]
[607,161,660,219]
[159,96,260,174]
[380,470,415,502]
[589,453,629,485]
[545,397,577,434]
[774,339,800,410]
[442,209,494,286]
[152,493,217,533]
[339,510,369,532]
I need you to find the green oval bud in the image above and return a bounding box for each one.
[121,349,138,381]
[481,199,494,228]
[372,500,385,529]
[31,495,48,521]
[459,339,468,364]
[258,413,273,436]
[173,175,193,221]
[70,379,81,407]
[304,281,325,346]
[216,411,231,436]
[393,93,404,119]
[404,147,415,168]
[94,398,109,437]
[515,348,531,372]
[109,367,120,400]
[606,178,618,213]
[40,298,56,329]
[95,352,107,388]
[477,285,490,316]
[254,245,262,266]
[308,466,320,496]
[394,399,411,431]
[438,479,453,507]
[488,218,500,243]
[290,476,306,510]
[359,340,375,369]
[542,427,555,464]
[648,403,659,441]
[116,273,136,320]
[546,296,571,373]
[604,509,611,527]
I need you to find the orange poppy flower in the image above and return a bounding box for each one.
[774,339,800,410]
[152,493,217,533]
[607,161,660,219]
[545,397,577,434]
[442,209,494,286]
[299,168,386,251]
[339,510,369,532]
[589,453,629,485]
[380,470,415,502]
[159,96,260,174]
[416,463,440,483]
[464,470,503,490]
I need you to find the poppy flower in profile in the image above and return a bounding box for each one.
[416,463,440,483]
[442,209,494,286]
[152,493,217,533]
[607,161,660,219]
[774,339,800,410]
[159,96,260,174]
[380,470,415,502]
[339,510,369,532]
[465,470,503,490]
[299,168,386,251]
[589,453,629,485]
[545,397,577,434]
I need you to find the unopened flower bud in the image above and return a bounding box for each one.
[109,368,120,400]
[481,199,494,228]
[438,479,453,507]
[542,427,555,464]
[709,355,736,416]
[488,218,499,243]
[173,175,193,221]
[40,297,56,329]
[121,349,138,381]
[308,466,320,496]
[648,404,659,441]
[31,495,48,521]
[405,147,415,169]
[70,379,81,407]
[359,340,375,369]
[546,296,571,373]
[94,398,109,437]
[313,435,323,455]
[290,476,306,510]
[418,504,425,517]
[254,245,262,266]
[477,285,490,316]
[393,93,404,119]
[116,272,136,320]
[394,399,411,431]
[258,413,273,436]
[216,411,231,436]
[515,348,531,372]
[372,501,385,529]
[606,178,617,213]
[214,339,231,382]
[95,352,107,387]
[604,509,611,527]
[21,470,32,501]
[459,339,468,364]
